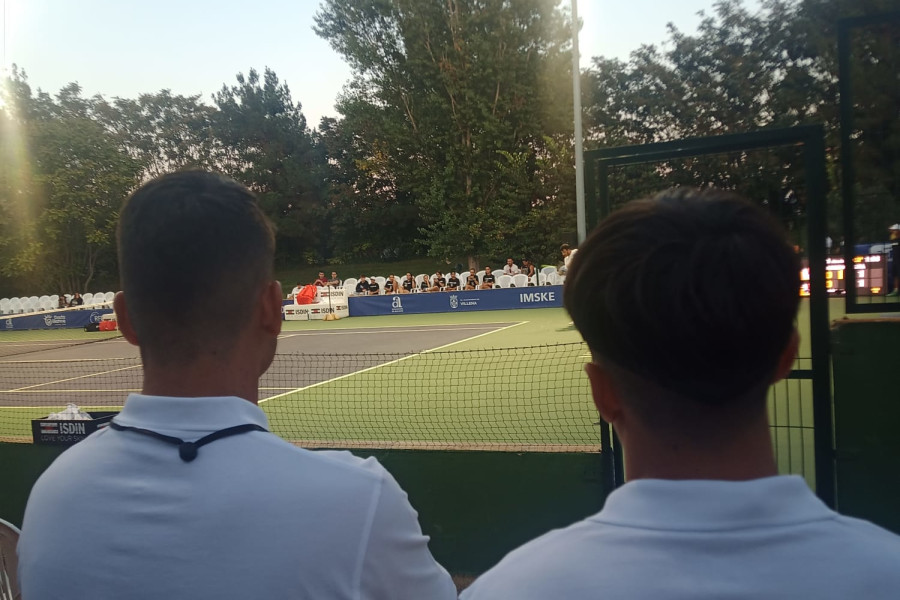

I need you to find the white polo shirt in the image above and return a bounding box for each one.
[18,394,455,600]
[463,476,900,599]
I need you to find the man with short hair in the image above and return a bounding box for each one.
[289,281,303,299]
[465,268,480,290]
[480,266,496,289]
[502,258,520,276]
[446,270,461,291]
[355,275,369,295]
[18,171,455,600]
[463,188,900,599]
[558,243,576,275]
[314,271,329,286]
[368,275,381,295]
[328,271,341,287]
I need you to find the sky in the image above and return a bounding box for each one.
[1,0,763,127]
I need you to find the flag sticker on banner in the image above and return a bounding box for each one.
[39,422,59,435]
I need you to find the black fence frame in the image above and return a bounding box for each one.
[838,12,900,314]
[584,125,835,508]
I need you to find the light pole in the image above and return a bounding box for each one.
[571,0,586,244]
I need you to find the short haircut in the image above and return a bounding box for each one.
[565,188,799,424]
[560,243,570,251]
[117,171,275,365]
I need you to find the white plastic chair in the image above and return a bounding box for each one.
[476,270,486,280]
[82,293,93,304]
[541,266,557,276]
[105,291,115,303]
[497,274,513,289]
[511,274,528,288]
[0,517,21,600]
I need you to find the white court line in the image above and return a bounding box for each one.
[259,321,528,404]
[0,357,137,364]
[276,324,514,340]
[7,365,142,392]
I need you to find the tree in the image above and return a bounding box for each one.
[583,0,900,242]
[316,0,576,267]
[0,71,141,293]
[212,68,327,264]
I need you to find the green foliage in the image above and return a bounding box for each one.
[213,68,327,264]
[315,0,577,266]
[583,0,899,243]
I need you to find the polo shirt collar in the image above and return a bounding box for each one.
[114,394,269,435]
[594,476,834,531]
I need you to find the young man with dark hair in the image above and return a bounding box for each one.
[355,275,369,294]
[463,188,900,599]
[18,171,455,600]
[479,266,496,289]
[446,270,461,291]
[465,268,479,290]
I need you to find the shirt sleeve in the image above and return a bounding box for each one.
[358,469,456,600]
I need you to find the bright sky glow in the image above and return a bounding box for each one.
[2,0,764,127]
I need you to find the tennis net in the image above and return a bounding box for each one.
[0,343,600,450]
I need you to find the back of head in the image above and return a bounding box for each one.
[564,188,799,422]
[118,171,275,365]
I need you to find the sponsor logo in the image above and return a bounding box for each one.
[43,315,67,327]
[4,319,12,330]
[59,422,87,435]
[39,422,59,435]
[449,295,459,309]
[519,291,556,303]
[391,296,404,313]
[89,311,102,324]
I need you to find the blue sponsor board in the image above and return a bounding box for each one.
[1,308,113,331]
[348,286,564,316]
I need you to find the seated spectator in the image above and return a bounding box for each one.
[431,271,447,292]
[368,276,381,295]
[401,273,415,293]
[384,275,397,294]
[502,258,520,277]
[289,281,302,299]
[420,274,432,292]
[314,272,329,287]
[446,271,461,291]
[355,276,369,295]
[480,267,496,290]
[465,268,479,290]
[57,294,68,309]
[68,292,84,307]
[521,259,536,283]
[327,271,341,287]
[461,188,900,600]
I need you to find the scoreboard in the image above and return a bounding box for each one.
[799,254,887,297]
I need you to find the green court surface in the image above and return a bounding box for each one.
[0,299,857,469]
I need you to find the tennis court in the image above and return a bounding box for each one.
[0,309,598,448]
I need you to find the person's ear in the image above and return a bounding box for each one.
[585,361,623,424]
[259,280,283,337]
[772,328,800,384]
[113,291,139,347]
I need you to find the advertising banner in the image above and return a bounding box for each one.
[348,286,563,317]
[2,308,114,331]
